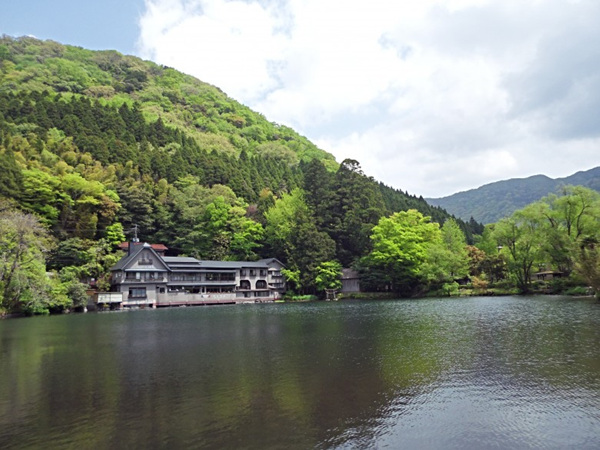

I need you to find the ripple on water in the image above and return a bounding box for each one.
[1,296,600,449]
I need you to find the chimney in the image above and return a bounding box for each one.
[128,224,140,256]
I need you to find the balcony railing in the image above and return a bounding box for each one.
[124,277,165,283]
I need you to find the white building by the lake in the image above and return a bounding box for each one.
[102,242,286,309]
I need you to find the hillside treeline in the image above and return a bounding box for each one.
[0,36,481,314]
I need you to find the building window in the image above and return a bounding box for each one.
[249,269,256,276]
[240,280,251,290]
[171,273,201,282]
[254,291,270,297]
[129,287,146,298]
[260,270,267,277]
[240,269,247,276]
[256,280,267,289]
[206,272,235,281]
[126,272,160,282]
[138,258,153,266]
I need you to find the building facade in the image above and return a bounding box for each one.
[341,268,361,293]
[106,243,286,308]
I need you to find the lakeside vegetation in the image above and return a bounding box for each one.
[1,36,598,315]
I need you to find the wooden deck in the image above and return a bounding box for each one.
[92,291,275,309]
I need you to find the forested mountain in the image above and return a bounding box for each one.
[0,36,480,313]
[427,167,600,224]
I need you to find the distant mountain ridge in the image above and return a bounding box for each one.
[427,167,600,224]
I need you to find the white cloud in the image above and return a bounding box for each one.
[139,0,287,103]
[138,0,600,198]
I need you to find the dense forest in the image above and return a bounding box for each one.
[0,36,484,314]
[2,36,598,316]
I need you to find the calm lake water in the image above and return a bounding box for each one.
[1,296,600,449]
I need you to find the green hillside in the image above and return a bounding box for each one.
[0,36,479,314]
[427,167,600,224]
[0,36,339,167]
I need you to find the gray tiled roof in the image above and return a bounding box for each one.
[162,257,200,263]
[198,260,269,269]
[110,243,151,271]
[112,245,285,273]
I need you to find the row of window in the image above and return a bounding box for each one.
[167,286,236,294]
[240,269,267,277]
[170,274,202,281]
[205,272,236,281]
[129,282,271,299]
[241,291,272,298]
[129,288,147,298]
[239,280,267,289]
[138,258,154,266]
[124,267,280,281]
[126,273,163,281]
[125,272,239,282]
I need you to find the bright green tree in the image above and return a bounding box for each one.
[492,204,545,293]
[423,218,469,287]
[0,208,57,314]
[360,209,440,295]
[538,186,600,275]
[314,261,343,293]
[263,188,310,262]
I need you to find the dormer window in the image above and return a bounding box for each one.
[139,258,153,266]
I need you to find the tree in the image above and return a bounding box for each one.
[302,158,335,230]
[0,147,23,199]
[281,268,300,293]
[360,210,440,295]
[314,261,342,293]
[263,188,309,262]
[227,204,264,261]
[330,159,386,266]
[288,219,336,293]
[0,208,55,314]
[492,204,545,293]
[168,182,263,260]
[20,168,62,226]
[539,186,600,275]
[576,238,600,298]
[116,180,155,238]
[466,245,486,277]
[439,218,469,278]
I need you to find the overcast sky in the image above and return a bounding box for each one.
[2,0,599,197]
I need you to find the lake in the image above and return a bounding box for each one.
[1,296,599,449]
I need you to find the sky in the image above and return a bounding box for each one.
[1,0,599,198]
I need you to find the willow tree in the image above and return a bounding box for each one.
[538,186,600,275]
[576,238,600,298]
[422,218,470,293]
[493,204,546,293]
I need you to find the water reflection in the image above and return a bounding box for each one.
[1,297,599,449]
